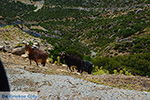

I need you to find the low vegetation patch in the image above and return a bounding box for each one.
[92,53,150,76]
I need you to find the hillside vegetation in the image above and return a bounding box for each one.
[0,25,150,92]
[0,0,150,76]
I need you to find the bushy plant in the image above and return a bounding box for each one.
[54,61,58,65]
[57,56,61,65]
[92,66,109,75]
[49,58,53,64]
[113,70,118,74]
[119,70,123,74]
[92,53,150,76]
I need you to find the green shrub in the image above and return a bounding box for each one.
[57,56,61,65]
[54,61,58,65]
[125,71,132,76]
[113,69,118,74]
[92,53,150,76]
[92,66,109,75]
[119,70,123,74]
[15,43,24,47]
[49,58,53,64]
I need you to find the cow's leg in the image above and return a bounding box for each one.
[78,65,83,74]
[42,62,46,66]
[70,66,75,72]
[34,60,39,66]
[41,60,46,66]
[68,66,72,72]
[88,66,92,74]
[80,69,83,73]
[72,66,77,72]
[77,67,81,73]
[36,62,39,66]
[30,59,32,65]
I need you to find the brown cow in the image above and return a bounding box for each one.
[25,44,48,66]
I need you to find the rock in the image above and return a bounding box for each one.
[4,41,9,45]
[62,64,67,67]
[135,9,143,14]
[33,42,40,46]
[4,45,12,53]
[11,47,25,55]
[0,46,4,51]
[32,42,40,48]
[21,54,28,58]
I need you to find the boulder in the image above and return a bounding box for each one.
[21,53,28,58]
[135,9,143,14]
[4,45,12,53]
[11,47,25,56]
[0,46,4,51]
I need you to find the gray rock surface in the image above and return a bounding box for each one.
[4,45,12,53]
[6,68,150,100]
[11,47,25,55]
[0,46,4,51]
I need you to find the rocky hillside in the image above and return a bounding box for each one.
[0,25,52,54]
[0,47,150,99]
[0,0,150,100]
[1,0,149,54]
[0,10,150,99]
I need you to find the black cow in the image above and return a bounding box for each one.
[60,52,84,73]
[82,60,93,74]
[0,59,10,91]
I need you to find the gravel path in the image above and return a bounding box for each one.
[6,68,150,100]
